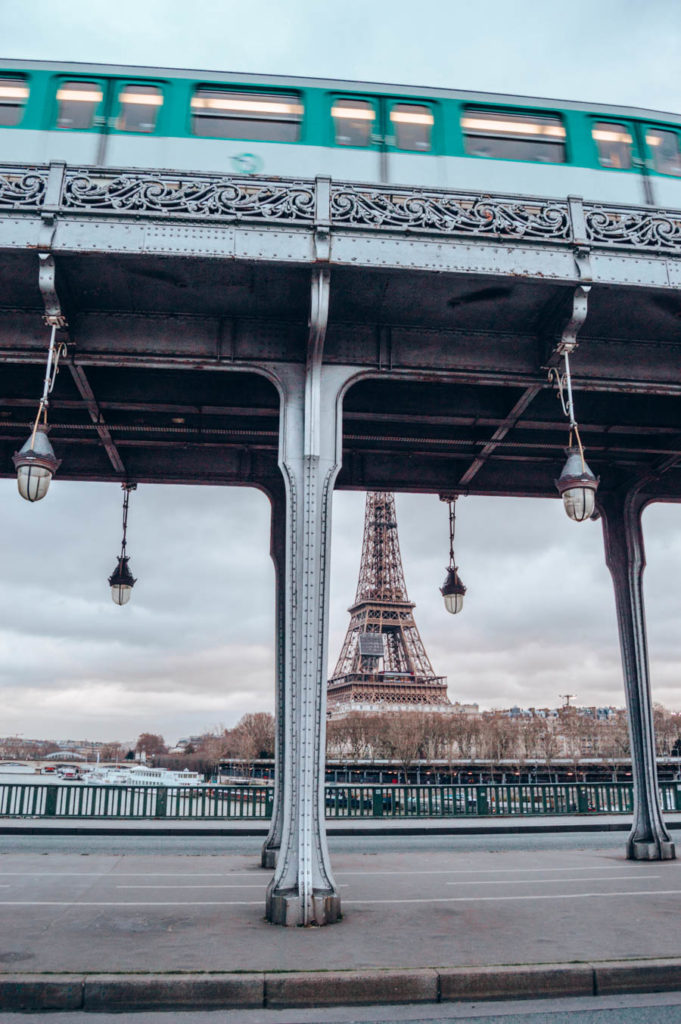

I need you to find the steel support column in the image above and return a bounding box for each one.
[265,354,353,925]
[600,489,675,860]
[261,480,286,870]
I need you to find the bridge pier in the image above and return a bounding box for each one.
[600,489,675,861]
[264,356,353,925]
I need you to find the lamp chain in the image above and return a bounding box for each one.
[120,484,136,558]
[30,325,67,449]
[548,351,586,471]
[448,497,457,569]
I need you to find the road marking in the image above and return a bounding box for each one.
[445,874,658,886]
[117,884,265,889]
[1,888,680,909]
[116,883,349,890]
[0,900,263,906]
[336,866,655,876]
[345,889,681,905]
[0,872,268,878]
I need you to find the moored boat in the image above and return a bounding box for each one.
[85,765,203,787]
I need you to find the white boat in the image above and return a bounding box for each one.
[0,762,38,775]
[85,765,204,787]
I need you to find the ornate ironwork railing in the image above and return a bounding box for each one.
[1,781,680,820]
[1,164,680,253]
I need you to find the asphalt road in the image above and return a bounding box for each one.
[0,828,632,856]
[4,992,681,1023]
[0,830,679,974]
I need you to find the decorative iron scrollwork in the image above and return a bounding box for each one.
[585,205,681,252]
[61,172,315,222]
[3,162,681,257]
[330,186,571,241]
[0,171,47,209]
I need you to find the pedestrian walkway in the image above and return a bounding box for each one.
[1,811,680,836]
[0,832,680,1012]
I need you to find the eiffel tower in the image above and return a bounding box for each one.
[328,492,450,714]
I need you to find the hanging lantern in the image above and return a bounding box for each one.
[12,425,61,502]
[555,447,599,522]
[14,325,65,502]
[109,484,137,605]
[548,350,599,522]
[108,556,136,606]
[440,495,466,614]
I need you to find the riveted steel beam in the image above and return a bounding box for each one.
[68,361,125,476]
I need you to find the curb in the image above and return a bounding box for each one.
[2,959,681,1012]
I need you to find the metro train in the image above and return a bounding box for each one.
[0,59,680,208]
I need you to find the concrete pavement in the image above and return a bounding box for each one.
[0,831,680,1011]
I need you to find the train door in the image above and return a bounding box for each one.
[44,76,112,165]
[588,117,650,205]
[327,94,383,182]
[640,122,681,208]
[104,80,167,169]
[327,94,441,186]
[383,98,442,187]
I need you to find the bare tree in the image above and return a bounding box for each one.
[229,713,275,761]
[446,714,481,760]
[381,713,428,782]
[135,733,167,757]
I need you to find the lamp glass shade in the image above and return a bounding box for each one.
[12,426,61,502]
[443,591,464,615]
[16,463,52,502]
[555,447,599,523]
[111,584,132,606]
[562,486,596,522]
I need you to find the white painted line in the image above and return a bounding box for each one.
[445,874,658,886]
[117,884,265,889]
[0,871,268,877]
[336,866,647,876]
[116,883,349,890]
[0,900,263,906]
[2,888,680,909]
[345,889,681,905]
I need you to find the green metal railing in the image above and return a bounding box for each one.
[0,781,679,820]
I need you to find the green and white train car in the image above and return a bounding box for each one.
[0,59,680,207]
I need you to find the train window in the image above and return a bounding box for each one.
[191,88,302,141]
[646,128,681,176]
[56,81,103,130]
[592,122,632,169]
[389,104,433,151]
[461,108,566,162]
[116,84,163,133]
[0,77,29,126]
[332,99,375,146]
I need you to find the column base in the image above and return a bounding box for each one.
[627,837,676,860]
[266,887,342,927]
[261,842,278,870]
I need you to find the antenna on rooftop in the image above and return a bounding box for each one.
[560,693,576,707]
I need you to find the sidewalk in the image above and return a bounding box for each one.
[1,811,680,835]
[0,830,680,1012]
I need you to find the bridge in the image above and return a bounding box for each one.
[1,161,681,924]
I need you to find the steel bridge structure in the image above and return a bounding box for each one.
[1,162,681,925]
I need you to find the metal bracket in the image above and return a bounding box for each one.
[313,176,331,263]
[38,253,67,329]
[304,268,330,458]
[555,282,590,356]
[38,162,66,252]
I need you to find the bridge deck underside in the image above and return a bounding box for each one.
[1,248,680,501]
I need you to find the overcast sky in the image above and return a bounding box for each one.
[1,1,680,744]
